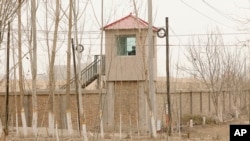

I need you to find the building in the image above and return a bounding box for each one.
[102,13,158,132]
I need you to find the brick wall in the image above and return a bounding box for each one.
[0,90,101,131]
[113,81,138,132]
[0,88,248,132]
[157,90,249,126]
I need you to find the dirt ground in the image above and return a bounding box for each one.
[1,116,249,141]
[167,115,249,141]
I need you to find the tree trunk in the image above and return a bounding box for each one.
[73,1,87,139]
[31,0,38,136]
[48,0,60,136]
[11,27,18,135]
[212,91,223,122]
[66,0,73,136]
[18,0,27,137]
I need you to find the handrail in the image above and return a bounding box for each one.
[60,55,105,89]
[80,59,100,88]
[80,59,99,76]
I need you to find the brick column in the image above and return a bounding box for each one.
[103,81,114,130]
[138,81,149,134]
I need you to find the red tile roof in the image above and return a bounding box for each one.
[103,13,158,31]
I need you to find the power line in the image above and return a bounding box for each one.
[4,31,250,41]
[2,26,250,38]
[202,0,233,21]
[166,44,245,47]
[165,32,250,37]
[0,40,248,47]
[180,0,233,29]
[6,27,250,36]
[1,29,101,34]
[1,29,250,45]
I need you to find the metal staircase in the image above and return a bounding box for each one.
[61,55,105,89]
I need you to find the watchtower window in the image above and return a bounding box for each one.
[116,35,136,56]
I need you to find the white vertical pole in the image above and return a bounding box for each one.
[202,116,206,125]
[99,0,104,138]
[148,0,157,138]
[190,119,193,128]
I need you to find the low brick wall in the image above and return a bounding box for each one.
[0,90,103,131]
[0,88,248,132]
[157,90,249,125]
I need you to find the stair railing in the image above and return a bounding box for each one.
[61,55,105,89]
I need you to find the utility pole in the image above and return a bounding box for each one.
[99,0,104,138]
[148,0,157,138]
[4,22,10,136]
[165,17,172,136]
[71,39,81,134]
[156,17,172,136]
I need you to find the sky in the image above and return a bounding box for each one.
[154,0,250,77]
[1,0,250,79]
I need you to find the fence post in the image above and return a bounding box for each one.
[223,91,225,113]
[208,91,211,114]
[179,91,182,124]
[240,90,242,113]
[200,91,202,114]
[229,91,232,111]
[190,91,193,115]
[189,119,193,128]
[245,90,247,110]
[202,116,206,125]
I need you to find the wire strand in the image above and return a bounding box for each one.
[180,0,233,29]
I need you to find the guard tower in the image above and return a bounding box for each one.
[102,14,158,132]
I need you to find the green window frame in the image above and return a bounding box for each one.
[116,35,136,56]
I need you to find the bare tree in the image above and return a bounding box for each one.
[72,0,89,139]
[48,0,60,136]
[30,0,38,136]
[65,0,73,136]
[229,3,250,123]
[220,47,245,117]
[182,29,244,122]
[17,0,27,137]
[0,0,23,47]
[10,25,19,136]
[130,0,158,136]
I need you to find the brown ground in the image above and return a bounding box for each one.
[1,116,249,141]
[169,115,249,141]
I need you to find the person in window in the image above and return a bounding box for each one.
[128,46,136,55]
